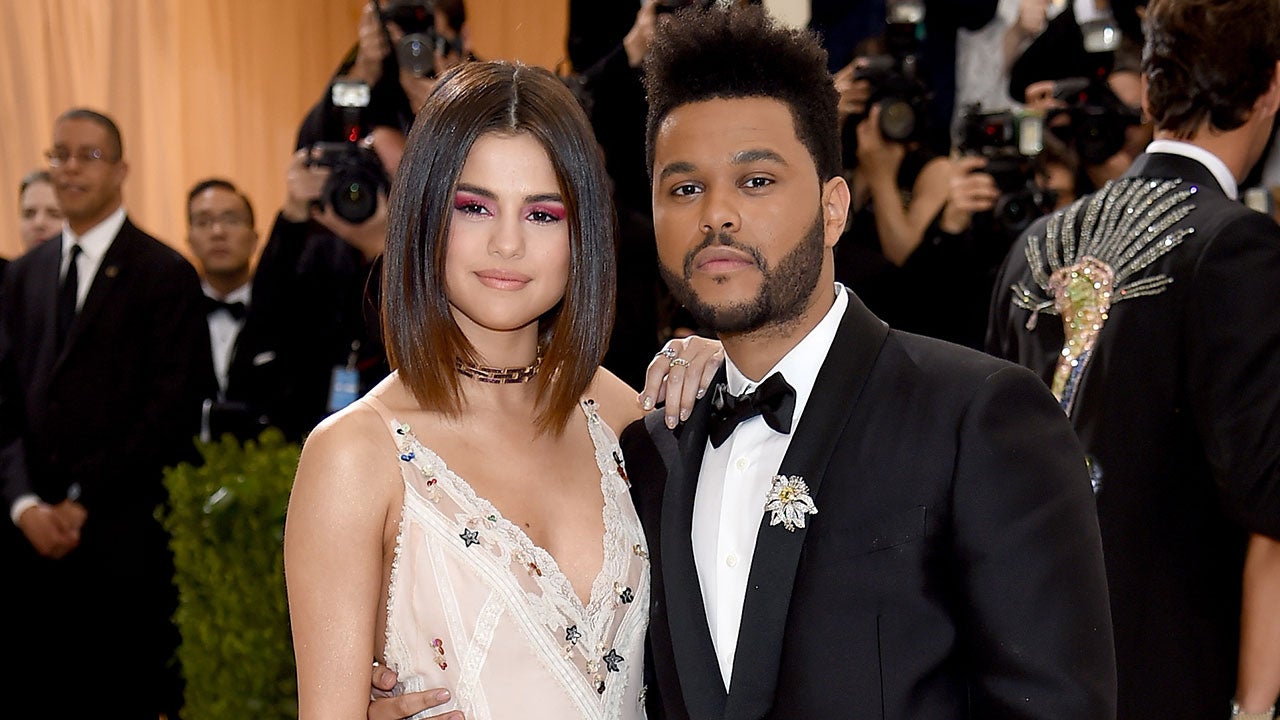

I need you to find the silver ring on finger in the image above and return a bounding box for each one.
[657,346,678,360]
[669,357,691,368]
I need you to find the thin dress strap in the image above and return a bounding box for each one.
[357,394,402,435]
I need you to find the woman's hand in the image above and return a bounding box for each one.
[638,335,725,430]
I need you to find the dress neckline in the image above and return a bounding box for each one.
[393,400,626,613]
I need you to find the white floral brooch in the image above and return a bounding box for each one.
[763,475,817,532]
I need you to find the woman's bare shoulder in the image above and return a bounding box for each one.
[586,367,644,435]
[293,382,412,499]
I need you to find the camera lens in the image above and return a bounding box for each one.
[879,99,917,142]
[399,34,435,76]
[332,179,378,225]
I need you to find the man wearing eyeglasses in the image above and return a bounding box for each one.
[0,107,213,718]
[186,178,332,443]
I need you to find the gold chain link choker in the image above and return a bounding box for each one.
[455,355,542,384]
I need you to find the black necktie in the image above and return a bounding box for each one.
[55,244,82,349]
[708,372,797,448]
[204,296,247,320]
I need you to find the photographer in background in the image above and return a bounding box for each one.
[258,88,396,417]
[918,112,1077,347]
[812,0,998,156]
[831,18,954,339]
[296,0,472,157]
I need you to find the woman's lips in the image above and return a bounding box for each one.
[475,269,531,290]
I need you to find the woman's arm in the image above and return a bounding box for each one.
[858,115,953,266]
[285,408,395,720]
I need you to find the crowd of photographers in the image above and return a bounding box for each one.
[12,0,1280,443]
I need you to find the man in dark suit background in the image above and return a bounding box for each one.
[186,178,330,443]
[0,108,212,718]
[988,1,1280,717]
[619,6,1115,719]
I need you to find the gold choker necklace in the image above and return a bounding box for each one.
[455,355,541,384]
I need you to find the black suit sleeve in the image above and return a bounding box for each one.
[952,365,1116,718]
[1185,211,1280,539]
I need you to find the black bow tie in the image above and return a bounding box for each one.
[708,373,796,448]
[204,296,247,320]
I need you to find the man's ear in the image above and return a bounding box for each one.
[820,175,850,250]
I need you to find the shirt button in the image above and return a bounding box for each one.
[726,553,738,568]
[734,458,748,472]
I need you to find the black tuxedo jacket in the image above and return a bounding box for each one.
[211,273,332,444]
[622,291,1116,720]
[988,152,1280,719]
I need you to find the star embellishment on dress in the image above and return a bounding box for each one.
[459,528,480,547]
[763,475,817,532]
[602,649,624,672]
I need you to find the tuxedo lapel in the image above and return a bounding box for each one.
[656,365,729,720]
[55,223,133,371]
[723,291,890,720]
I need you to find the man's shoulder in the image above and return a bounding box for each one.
[888,329,1021,379]
[115,221,192,268]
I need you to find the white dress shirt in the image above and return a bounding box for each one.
[692,284,849,690]
[1144,139,1239,200]
[60,205,126,310]
[203,281,251,398]
[10,206,127,526]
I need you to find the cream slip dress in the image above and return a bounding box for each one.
[362,395,650,720]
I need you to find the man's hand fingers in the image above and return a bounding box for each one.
[367,688,455,720]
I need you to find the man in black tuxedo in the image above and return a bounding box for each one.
[186,178,330,443]
[0,108,212,718]
[988,1,1280,718]
[360,8,1114,719]
[617,6,1116,719]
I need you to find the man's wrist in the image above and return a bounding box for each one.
[10,494,40,526]
[1232,699,1276,720]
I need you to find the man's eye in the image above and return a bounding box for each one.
[743,177,773,189]
[671,183,701,197]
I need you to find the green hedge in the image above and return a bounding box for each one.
[162,429,300,720]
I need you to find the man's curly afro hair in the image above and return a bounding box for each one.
[643,4,841,183]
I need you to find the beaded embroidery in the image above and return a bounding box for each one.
[1011,177,1195,415]
[383,399,650,713]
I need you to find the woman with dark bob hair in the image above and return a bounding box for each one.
[285,60,719,719]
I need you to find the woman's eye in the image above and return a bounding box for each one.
[527,210,559,224]
[457,202,490,216]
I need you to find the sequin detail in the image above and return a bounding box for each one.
[1011,177,1195,414]
[432,638,448,670]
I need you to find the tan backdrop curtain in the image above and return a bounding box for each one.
[0,0,568,261]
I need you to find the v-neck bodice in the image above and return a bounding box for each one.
[368,397,650,720]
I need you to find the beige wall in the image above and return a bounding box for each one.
[0,0,568,261]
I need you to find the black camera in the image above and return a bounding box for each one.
[853,2,931,143]
[379,0,461,77]
[1050,76,1142,166]
[958,105,1057,237]
[308,80,390,225]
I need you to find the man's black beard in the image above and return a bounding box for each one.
[659,210,825,336]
